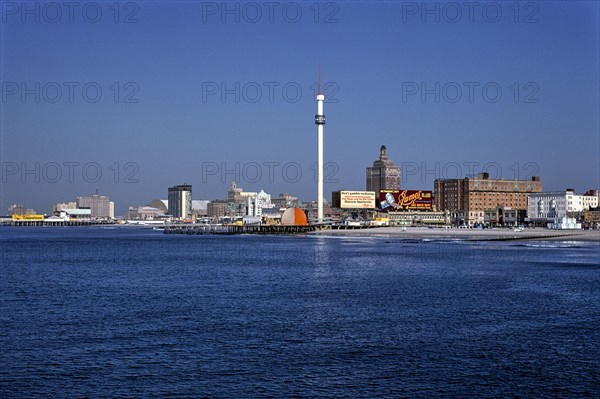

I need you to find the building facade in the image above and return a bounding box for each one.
[387,210,450,226]
[434,173,542,225]
[52,202,77,213]
[127,206,164,220]
[227,181,257,204]
[207,200,228,220]
[272,193,299,209]
[527,189,599,224]
[366,145,401,194]
[148,199,169,213]
[8,204,36,216]
[300,201,344,222]
[192,200,210,218]
[76,193,113,218]
[168,184,192,219]
[248,190,273,218]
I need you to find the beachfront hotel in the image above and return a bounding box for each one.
[434,173,542,226]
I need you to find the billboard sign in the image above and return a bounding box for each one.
[12,214,45,221]
[379,190,433,211]
[339,191,376,209]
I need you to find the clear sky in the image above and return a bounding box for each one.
[1,0,599,215]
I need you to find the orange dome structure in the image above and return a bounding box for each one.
[281,208,308,226]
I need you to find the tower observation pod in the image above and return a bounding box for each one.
[314,71,326,223]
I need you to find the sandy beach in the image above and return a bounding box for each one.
[311,226,600,242]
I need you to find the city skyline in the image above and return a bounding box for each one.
[1,1,599,215]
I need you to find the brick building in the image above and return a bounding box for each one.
[434,173,542,225]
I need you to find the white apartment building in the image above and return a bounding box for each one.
[527,189,598,228]
[247,190,273,218]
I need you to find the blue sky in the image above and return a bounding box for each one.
[1,0,599,215]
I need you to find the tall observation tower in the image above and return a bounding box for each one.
[314,69,326,223]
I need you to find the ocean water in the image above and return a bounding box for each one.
[1,227,599,398]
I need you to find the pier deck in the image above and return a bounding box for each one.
[163,225,319,235]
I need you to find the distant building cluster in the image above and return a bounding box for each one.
[48,191,114,221]
[119,144,599,230]
[125,181,298,225]
[204,181,293,223]
[5,145,598,230]
[4,191,116,224]
[8,204,37,216]
[332,145,599,229]
[2,78,597,230]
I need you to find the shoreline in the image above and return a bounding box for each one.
[309,227,600,242]
[2,224,599,242]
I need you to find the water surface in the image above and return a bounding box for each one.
[1,227,599,398]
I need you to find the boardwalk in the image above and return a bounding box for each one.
[161,223,398,235]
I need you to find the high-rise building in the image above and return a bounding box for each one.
[76,192,112,218]
[168,184,192,219]
[366,145,401,194]
[434,173,542,225]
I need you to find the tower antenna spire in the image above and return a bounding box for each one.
[314,66,326,223]
[318,64,323,95]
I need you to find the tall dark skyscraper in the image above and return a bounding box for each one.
[168,184,192,219]
[366,145,401,194]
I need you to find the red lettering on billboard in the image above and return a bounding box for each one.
[379,190,433,211]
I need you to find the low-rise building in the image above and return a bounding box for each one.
[192,200,210,218]
[148,199,169,213]
[583,207,600,229]
[52,202,77,213]
[387,210,450,226]
[128,206,165,220]
[57,208,92,220]
[272,193,299,208]
[548,217,582,230]
[301,201,344,223]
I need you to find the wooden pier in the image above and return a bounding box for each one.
[227,225,317,234]
[163,224,320,235]
[1,220,116,227]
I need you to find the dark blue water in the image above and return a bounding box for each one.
[1,227,599,398]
